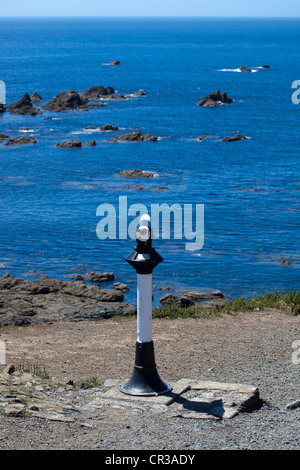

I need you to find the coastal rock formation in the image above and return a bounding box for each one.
[120,169,156,178]
[0,273,135,325]
[159,289,227,310]
[0,104,6,113]
[105,94,126,100]
[197,90,233,107]
[115,132,158,142]
[42,90,88,112]
[280,259,294,266]
[100,124,119,131]
[239,66,252,73]
[56,140,82,148]
[7,94,42,115]
[68,272,114,281]
[222,134,247,142]
[133,90,146,96]
[0,133,9,143]
[262,65,270,69]
[4,137,37,146]
[109,60,120,65]
[83,140,97,146]
[159,293,194,307]
[30,92,43,102]
[80,85,115,100]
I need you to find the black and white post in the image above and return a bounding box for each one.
[120,214,172,396]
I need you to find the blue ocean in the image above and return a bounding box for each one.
[0,17,299,305]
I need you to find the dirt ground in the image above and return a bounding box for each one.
[0,309,299,450]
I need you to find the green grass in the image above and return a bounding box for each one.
[152,289,300,319]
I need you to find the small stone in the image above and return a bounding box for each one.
[3,404,25,417]
[3,364,15,375]
[286,400,300,410]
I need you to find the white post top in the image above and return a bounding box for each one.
[140,214,150,223]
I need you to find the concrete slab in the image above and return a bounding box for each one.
[92,378,260,420]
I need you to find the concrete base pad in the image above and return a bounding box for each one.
[94,378,260,420]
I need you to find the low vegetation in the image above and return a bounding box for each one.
[152,290,300,319]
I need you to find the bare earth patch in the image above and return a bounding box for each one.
[0,309,299,450]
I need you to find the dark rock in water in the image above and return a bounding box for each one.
[262,65,270,69]
[222,134,247,142]
[68,272,114,282]
[7,94,42,115]
[30,92,43,102]
[0,273,135,325]
[104,94,126,101]
[4,137,37,146]
[84,140,97,146]
[239,66,252,73]
[0,103,6,113]
[84,272,115,282]
[109,60,120,65]
[43,117,53,120]
[100,124,119,131]
[56,140,82,148]
[120,169,156,178]
[126,184,144,191]
[42,90,88,112]
[116,132,158,142]
[0,133,9,143]
[80,102,106,109]
[280,259,294,266]
[152,186,168,192]
[80,85,115,100]
[113,282,130,292]
[197,90,233,107]
[133,90,146,96]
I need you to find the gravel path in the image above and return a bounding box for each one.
[0,309,299,450]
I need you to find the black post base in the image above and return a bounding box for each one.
[119,341,172,396]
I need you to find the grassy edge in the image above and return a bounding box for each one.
[0,290,299,328]
[152,289,300,319]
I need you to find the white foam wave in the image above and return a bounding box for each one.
[218,68,259,73]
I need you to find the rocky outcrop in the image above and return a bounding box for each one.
[133,90,146,96]
[239,66,251,73]
[56,140,82,148]
[68,272,115,282]
[0,133,9,143]
[0,104,6,113]
[159,294,194,308]
[115,132,158,142]
[30,92,43,102]
[7,94,42,115]
[0,273,135,325]
[80,85,115,100]
[262,65,270,69]
[197,90,233,107]
[100,124,119,131]
[280,260,294,266]
[4,137,37,146]
[222,134,247,142]
[120,169,156,178]
[109,60,120,65]
[159,289,227,310]
[83,140,97,146]
[42,90,88,112]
